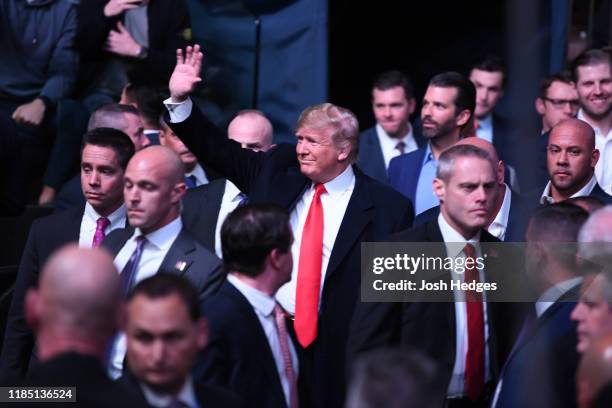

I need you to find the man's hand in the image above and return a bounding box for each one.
[103,0,144,17]
[105,22,141,57]
[169,45,203,103]
[12,98,46,126]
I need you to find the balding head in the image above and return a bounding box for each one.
[228,110,274,152]
[577,333,612,408]
[25,245,121,361]
[455,137,503,184]
[124,146,186,234]
[551,118,596,150]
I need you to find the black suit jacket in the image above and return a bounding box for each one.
[0,206,85,378]
[119,366,243,408]
[494,284,580,408]
[182,178,227,252]
[102,226,224,304]
[196,280,289,408]
[167,105,414,408]
[347,220,525,395]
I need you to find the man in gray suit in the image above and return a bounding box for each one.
[102,145,223,378]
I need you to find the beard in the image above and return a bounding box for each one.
[421,117,457,139]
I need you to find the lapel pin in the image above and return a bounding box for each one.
[175,261,188,272]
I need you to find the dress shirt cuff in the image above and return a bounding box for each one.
[163,97,193,123]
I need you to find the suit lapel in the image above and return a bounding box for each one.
[365,129,387,182]
[406,147,426,203]
[201,180,226,250]
[159,229,194,275]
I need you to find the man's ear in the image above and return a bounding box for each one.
[171,181,187,203]
[268,248,282,270]
[433,178,445,202]
[24,289,40,333]
[535,98,546,115]
[591,148,600,168]
[455,109,472,128]
[407,98,417,116]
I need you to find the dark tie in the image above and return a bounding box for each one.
[184,175,197,189]
[120,236,147,296]
[274,304,299,408]
[295,183,326,348]
[463,243,485,401]
[395,141,406,155]
[237,192,249,207]
[92,217,110,248]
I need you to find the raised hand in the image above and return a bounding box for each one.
[169,45,203,102]
[103,0,144,18]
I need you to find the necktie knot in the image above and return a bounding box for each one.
[237,192,249,207]
[395,141,406,155]
[92,217,111,248]
[464,243,476,259]
[96,217,110,230]
[184,174,197,189]
[314,183,326,197]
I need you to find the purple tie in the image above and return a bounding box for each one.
[120,236,147,296]
[274,304,299,408]
[92,217,110,248]
[395,141,406,155]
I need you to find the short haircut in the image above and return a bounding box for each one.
[346,349,445,408]
[80,127,135,170]
[428,71,476,116]
[87,104,141,132]
[122,84,165,126]
[296,103,360,163]
[572,49,612,82]
[221,204,292,277]
[128,274,200,321]
[372,70,415,100]
[539,71,575,98]
[471,54,506,86]
[436,144,493,182]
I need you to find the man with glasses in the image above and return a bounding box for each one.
[536,72,580,135]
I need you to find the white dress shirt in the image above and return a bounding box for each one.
[540,175,598,204]
[375,123,418,169]
[228,274,298,406]
[214,180,243,258]
[438,214,491,397]
[275,165,356,314]
[487,184,512,241]
[141,375,199,408]
[578,110,612,193]
[108,216,183,378]
[476,114,493,143]
[78,203,126,248]
[185,162,209,187]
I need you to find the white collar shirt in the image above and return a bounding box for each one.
[578,110,612,193]
[214,180,243,258]
[540,175,598,204]
[140,375,199,408]
[476,114,494,143]
[185,163,209,187]
[78,203,127,248]
[375,123,418,169]
[487,184,512,241]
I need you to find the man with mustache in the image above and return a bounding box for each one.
[540,118,612,204]
[572,49,612,194]
[388,72,476,215]
[102,145,224,378]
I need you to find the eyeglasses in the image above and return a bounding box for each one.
[543,97,580,109]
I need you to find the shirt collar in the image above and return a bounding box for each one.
[313,164,355,197]
[422,143,435,166]
[489,184,512,230]
[540,175,598,204]
[185,163,207,185]
[227,274,276,317]
[375,123,414,147]
[224,180,243,202]
[535,277,582,317]
[437,213,480,258]
[84,202,126,228]
[477,114,493,131]
[140,375,198,408]
[135,216,183,250]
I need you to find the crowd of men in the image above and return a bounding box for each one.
[4,1,612,408]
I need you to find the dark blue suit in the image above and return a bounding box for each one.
[357,125,425,184]
[388,145,428,205]
[493,284,580,408]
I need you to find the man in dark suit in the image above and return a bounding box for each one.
[491,203,588,408]
[16,245,146,407]
[357,70,425,183]
[540,118,612,204]
[164,45,413,408]
[388,72,475,215]
[350,144,524,406]
[0,128,135,379]
[120,274,241,408]
[182,110,274,255]
[102,145,224,378]
[415,137,537,241]
[198,204,297,407]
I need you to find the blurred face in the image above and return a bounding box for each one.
[126,294,207,394]
[159,126,198,170]
[372,86,415,138]
[434,156,497,238]
[470,68,504,119]
[124,156,185,234]
[295,127,349,183]
[80,145,125,216]
[228,116,273,152]
[536,81,579,132]
[421,86,466,140]
[571,273,612,353]
[124,113,149,151]
[576,63,612,120]
[547,126,598,197]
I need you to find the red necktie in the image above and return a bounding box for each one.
[295,183,326,348]
[92,217,110,248]
[275,304,299,408]
[463,243,485,401]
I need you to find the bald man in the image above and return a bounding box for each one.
[182,111,275,256]
[102,146,224,378]
[18,245,145,407]
[416,137,536,241]
[541,119,612,204]
[577,333,612,408]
